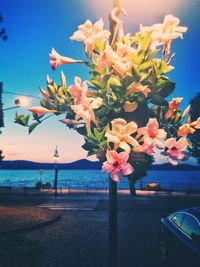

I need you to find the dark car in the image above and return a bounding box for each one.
[160,207,200,267]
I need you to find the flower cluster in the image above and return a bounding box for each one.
[15,12,200,182]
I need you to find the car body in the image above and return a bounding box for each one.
[160,207,200,266]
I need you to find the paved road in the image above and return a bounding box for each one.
[20,195,200,267]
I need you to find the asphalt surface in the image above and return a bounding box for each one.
[1,194,200,267]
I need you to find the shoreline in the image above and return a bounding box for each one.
[0,187,200,198]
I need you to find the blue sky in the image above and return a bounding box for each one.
[0,0,200,163]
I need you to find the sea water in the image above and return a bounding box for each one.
[0,169,200,192]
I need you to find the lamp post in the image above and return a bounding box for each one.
[53,146,59,197]
[0,83,4,128]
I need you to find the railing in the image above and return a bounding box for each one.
[0,178,200,194]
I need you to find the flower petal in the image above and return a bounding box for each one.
[165,138,176,148]
[27,107,56,116]
[125,121,138,135]
[176,137,188,150]
[121,163,134,176]
[106,150,119,164]
[119,141,131,153]
[127,136,140,148]
[110,170,121,182]
[105,132,120,144]
[102,162,114,173]
[157,129,167,139]
[168,157,178,165]
[118,152,129,164]
[154,138,165,149]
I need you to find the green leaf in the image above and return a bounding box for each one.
[129,53,140,65]
[56,96,65,105]
[94,40,105,53]
[76,126,87,136]
[131,66,141,82]
[85,62,96,69]
[87,149,99,157]
[40,99,54,110]
[101,74,110,89]
[145,50,158,61]
[88,78,101,88]
[100,140,107,147]
[94,128,105,140]
[139,61,154,72]
[139,31,152,51]
[98,117,109,128]
[108,76,122,87]
[157,78,176,98]
[123,75,135,87]
[29,122,40,134]
[157,61,174,75]
[82,139,99,151]
[23,115,30,125]
[151,95,168,106]
[15,113,30,127]
[95,106,108,117]
[112,103,122,113]
[21,115,30,126]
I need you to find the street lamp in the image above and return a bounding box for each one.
[0,82,4,127]
[53,146,59,196]
[3,96,31,111]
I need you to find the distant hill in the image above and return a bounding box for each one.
[151,163,200,171]
[0,160,199,170]
[0,159,102,170]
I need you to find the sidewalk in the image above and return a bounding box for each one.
[41,188,200,198]
[0,206,61,235]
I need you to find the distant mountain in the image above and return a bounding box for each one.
[151,163,200,171]
[0,159,199,170]
[0,159,102,170]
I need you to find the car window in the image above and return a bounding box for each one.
[181,214,200,237]
[171,213,184,228]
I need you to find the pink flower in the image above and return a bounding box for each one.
[136,143,155,155]
[126,84,151,98]
[178,117,200,137]
[68,77,88,104]
[138,118,167,149]
[70,19,110,58]
[165,97,183,119]
[71,96,102,135]
[140,15,187,53]
[111,43,136,76]
[95,45,115,71]
[178,123,195,137]
[27,107,57,116]
[102,150,134,182]
[49,48,82,70]
[163,137,188,165]
[191,117,200,129]
[105,118,139,153]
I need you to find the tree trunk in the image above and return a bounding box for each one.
[128,175,137,196]
[129,179,136,196]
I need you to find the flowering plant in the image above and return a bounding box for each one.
[15,8,200,182]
